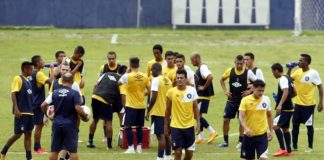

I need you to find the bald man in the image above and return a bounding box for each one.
[191,53,218,144]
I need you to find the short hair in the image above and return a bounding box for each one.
[21,61,33,72]
[129,57,140,68]
[55,51,65,58]
[271,63,283,73]
[175,53,185,61]
[152,63,162,72]
[31,55,41,66]
[74,45,85,55]
[236,55,244,61]
[153,44,163,53]
[165,50,174,58]
[176,69,187,79]
[118,65,127,75]
[244,52,254,60]
[107,51,116,58]
[301,53,311,64]
[62,73,74,84]
[173,52,179,57]
[253,79,266,88]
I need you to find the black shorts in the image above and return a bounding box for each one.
[170,126,195,151]
[223,101,240,119]
[151,115,164,135]
[51,126,78,153]
[123,107,145,127]
[112,97,124,113]
[241,133,268,160]
[99,105,113,121]
[81,95,86,105]
[33,107,44,125]
[198,99,210,114]
[14,115,34,134]
[274,111,293,129]
[91,98,101,119]
[292,104,315,126]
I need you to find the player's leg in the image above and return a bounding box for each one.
[33,107,45,153]
[170,127,184,160]
[124,107,136,153]
[184,150,193,160]
[219,101,235,147]
[62,127,78,160]
[152,116,166,160]
[135,109,145,153]
[105,120,113,149]
[69,153,78,160]
[292,105,302,150]
[98,102,114,149]
[164,134,172,160]
[87,98,100,148]
[272,113,287,157]
[50,127,63,160]
[256,133,268,160]
[282,111,293,155]
[241,135,255,160]
[23,116,33,160]
[304,106,315,152]
[49,152,59,160]
[184,127,195,160]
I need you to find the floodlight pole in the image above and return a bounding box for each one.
[137,0,142,28]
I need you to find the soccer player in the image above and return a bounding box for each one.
[52,51,66,79]
[271,63,295,157]
[145,63,172,160]
[30,55,54,153]
[239,80,273,160]
[190,52,218,144]
[162,51,176,76]
[165,69,200,160]
[0,62,34,160]
[41,73,89,160]
[219,55,257,148]
[167,54,195,86]
[244,52,264,81]
[119,57,150,154]
[146,44,166,79]
[88,68,122,149]
[69,45,86,105]
[287,54,323,152]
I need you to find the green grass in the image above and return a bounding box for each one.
[1,28,324,160]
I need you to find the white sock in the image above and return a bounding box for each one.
[128,145,134,150]
[157,157,163,160]
[207,126,216,134]
[165,155,171,160]
[137,144,142,150]
[198,131,204,140]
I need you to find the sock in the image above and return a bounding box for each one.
[65,152,70,159]
[126,128,134,146]
[165,155,171,160]
[165,147,171,156]
[307,126,314,148]
[157,148,164,158]
[34,142,41,150]
[137,127,143,144]
[1,145,9,155]
[198,131,204,140]
[207,126,216,134]
[128,144,134,150]
[88,134,94,144]
[59,158,64,160]
[292,124,299,149]
[275,129,285,150]
[107,138,112,148]
[103,126,107,137]
[26,150,32,160]
[224,135,228,143]
[239,136,243,143]
[200,117,209,130]
[284,131,292,152]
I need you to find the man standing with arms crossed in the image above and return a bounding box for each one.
[190,52,218,144]
[287,54,323,152]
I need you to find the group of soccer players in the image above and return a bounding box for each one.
[0,43,323,160]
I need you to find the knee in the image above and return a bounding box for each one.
[223,119,230,124]
[273,125,279,130]
[174,149,182,155]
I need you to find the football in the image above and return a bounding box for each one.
[81,105,91,119]
[46,105,55,121]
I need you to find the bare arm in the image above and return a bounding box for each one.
[11,92,21,118]
[276,88,289,113]
[220,77,231,98]
[70,61,82,75]
[239,110,253,137]
[164,97,172,136]
[193,100,200,134]
[41,101,49,114]
[267,111,274,141]
[45,65,55,84]
[75,105,89,122]
[317,84,323,112]
[287,68,293,76]
[147,91,158,116]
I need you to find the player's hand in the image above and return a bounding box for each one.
[268,131,273,141]
[14,107,21,118]
[195,123,201,135]
[43,116,49,127]
[317,102,323,112]
[77,60,83,66]
[164,125,170,137]
[145,113,150,121]
[198,85,205,91]
[241,90,251,97]
[245,128,254,137]
[224,91,232,98]
[276,105,282,114]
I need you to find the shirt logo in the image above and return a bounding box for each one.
[262,102,267,108]
[232,82,242,88]
[107,75,117,81]
[187,93,192,99]
[58,89,69,97]
[305,76,310,81]
[27,89,32,94]
[134,74,143,80]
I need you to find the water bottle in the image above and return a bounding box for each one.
[44,63,58,68]
[286,62,299,68]
[272,92,278,102]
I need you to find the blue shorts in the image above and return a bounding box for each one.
[274,111,293,129]
[123,107,145,127]
[112,97,123,113]
[170,127,195,151]
[14,115,34,134]
[198,99,210,114]
[292,104,315,126]
[223,101,240,119]
[33,107,44,125]
[51,126,78,153]
[151,115,164,135]
[241,133,268,159]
